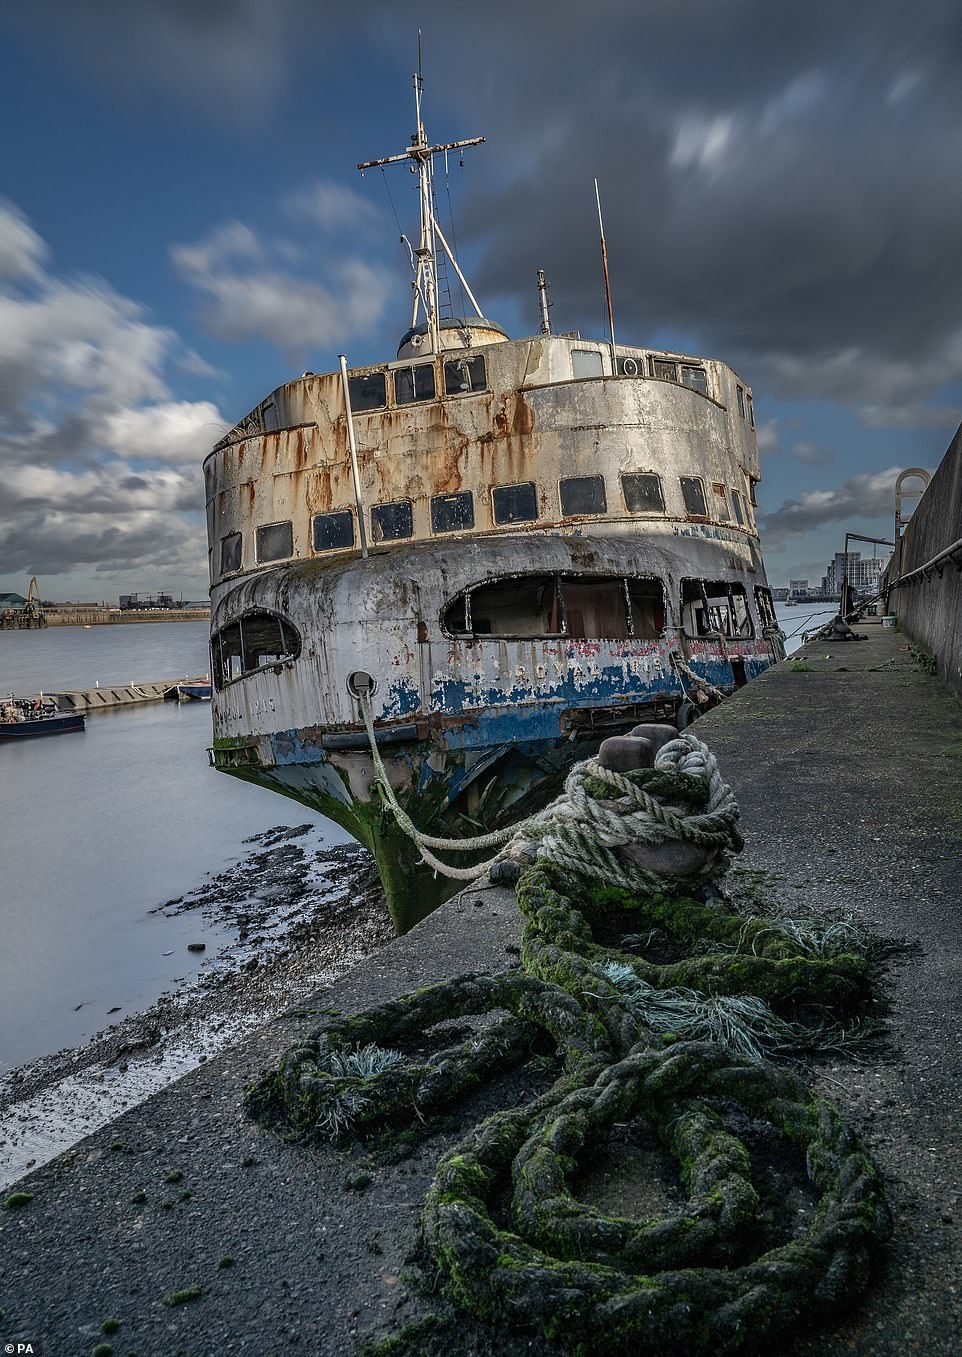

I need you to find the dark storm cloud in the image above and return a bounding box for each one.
[13,1,962,413]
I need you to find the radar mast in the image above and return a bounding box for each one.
[357,36,486,354]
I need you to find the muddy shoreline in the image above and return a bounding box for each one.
[0,826,393,1187]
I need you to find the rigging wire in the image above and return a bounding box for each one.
[443,147,469,320]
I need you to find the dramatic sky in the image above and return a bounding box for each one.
[2,0,961,600]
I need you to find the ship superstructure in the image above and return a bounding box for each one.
[204,78,782,929]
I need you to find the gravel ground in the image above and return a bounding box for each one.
[1,624,960,1357]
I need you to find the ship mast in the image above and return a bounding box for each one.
[358,39,486,354]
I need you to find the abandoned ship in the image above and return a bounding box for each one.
[204,78,784,930]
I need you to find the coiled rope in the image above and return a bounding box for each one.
[359,694,741,892]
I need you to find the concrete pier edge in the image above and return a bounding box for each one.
[1,622,960,1356]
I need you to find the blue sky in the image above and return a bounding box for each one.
[2,1,961,600]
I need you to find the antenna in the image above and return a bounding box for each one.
[357,41,486,354]
[594,178,617,375]
[537,269,552,336]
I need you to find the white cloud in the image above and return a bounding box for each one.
[102,400,228,463]
[669,113,735,173]
[284,179,380,231]
[760,464,916,542]
[172,216,392,355]
[756,417,779,454]
[0,201,48,281]
[0,201,224,592]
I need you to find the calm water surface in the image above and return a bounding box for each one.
[0,623,347,1072]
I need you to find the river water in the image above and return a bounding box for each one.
[0,622,350,1073]
[0,604,831,1074]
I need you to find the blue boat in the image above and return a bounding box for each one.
[0,697,85,739]
[177,681,212,701]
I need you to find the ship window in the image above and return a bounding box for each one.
[561,577,628,639]
[736,385,746,418]
[651,357,678,382]
[622,473,665,514]
[731,488,745,526]
[681,580,753,639]
[220,532,242,575]
[492,482,538,525]
[255,520,293,563]
[394,363,436,405]
[755,586,777,629]
[371,499,413,542]
[431,491,475,534]
[627,579,666,639]
[442,572,666,640]
[311,509,355,553]
[748,476,758,507]
[680,365,708,395]
[560,475,607,517]
[444,354,487,396]
[712,483,731,520]
[211,610,302,689]
[747,393,755,428]
[680,477,707,517]
[461,575,562,638]
[348,371,386,412]
[572,348,604,378]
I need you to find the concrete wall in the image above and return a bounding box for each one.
[890,421,962,695]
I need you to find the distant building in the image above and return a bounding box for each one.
[822,552,889,596]
[788,578,810,598]
[0,592,27,608]
[118,592,181,610]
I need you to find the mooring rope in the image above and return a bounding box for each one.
[358,694,741,892]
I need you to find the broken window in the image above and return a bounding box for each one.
[348,371,386,412]
[431,491,475,534]
[712,483,731,520]
[560,475,607,516]
[371,499,413,542]
[680,365,708,395]
[561,578,628,639]
[492,482,538,525]
[754,586,777,629]
[214,621,244,686]
[394,363,436,405]
[311,510,354,552]
[627,578,666,639]
[681,580,754,639]
[255,520,293,563]
[441,572,666,641]
[458,575,561,637]
[220,532,242,575]
[680,477,707,517]
[572,349,604,378]
[736,385,746,418]
[443,354,486,396]
[746,393,755,428]
[622,473,665,514]
[211,610,301,689]
[731,488,745,526]
[651,356,678,382]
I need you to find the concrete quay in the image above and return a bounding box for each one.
[1,625,960,1357]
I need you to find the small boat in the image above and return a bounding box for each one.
[0,696,86,739]
[177,680,212,702]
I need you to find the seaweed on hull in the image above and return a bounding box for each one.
[246,728,892,1357]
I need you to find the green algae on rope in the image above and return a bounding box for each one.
[247,725,891,1354]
